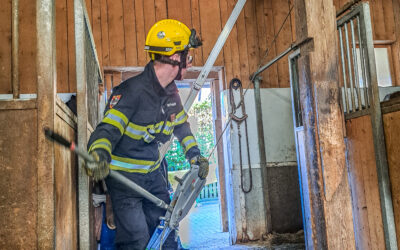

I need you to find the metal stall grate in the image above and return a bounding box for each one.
[337,5,372,119]
[337,3,397,249]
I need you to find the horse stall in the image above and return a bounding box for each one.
[0,0,101,248]
[337,3,399,249]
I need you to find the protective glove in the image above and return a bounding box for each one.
[83,149,110,181]
[190,155,209,179]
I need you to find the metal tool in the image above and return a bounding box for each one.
[146,166,206,249]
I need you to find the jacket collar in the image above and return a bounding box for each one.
[145,61,178,96]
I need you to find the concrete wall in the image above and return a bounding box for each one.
[221,88,302,243]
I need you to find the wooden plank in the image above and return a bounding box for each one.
[134,0,147,65]
[214,76,228,232]
[272,0,292,88]
[235,2,250,86]
[74,1,91,246]
[225,0,241,88]
[0,99,36,110]
[294,0,355,248]
[113,72,122,87]
[100,0,110,66]
[254,0,266,88]
[190,0,204,66]
[37,0,56,247]
[143,0,156,64]
[0,110,38,249]
[243,0,259,88]
[382,0,396,41]
[371,0,386,40]
[67,0,77,92]
[167,0,191,27]
[219,0,233,84]
[107,0,126,66]
[83,0,93,24]
[85,0,92,25]
[346,116,385,249]
[391,0,400,86]
[383,110,400,245]
[0,0,12,94]
[123,0,138,66]
[199,0,223,66]
[91,0,103,70]
[55,115,77,250]
[262,0,279,88]
[19,0,37,94]
[155,0,167,21]
[56,0,70,93]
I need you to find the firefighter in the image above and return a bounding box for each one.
[85,19,209,249]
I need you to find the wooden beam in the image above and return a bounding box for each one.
[19,0,37,94]
[294,0,356,249]
[213,75,228,232]
[36,0,56,248]
[0,0,12,94]
[0,99,36,110]
[74,0,91,248]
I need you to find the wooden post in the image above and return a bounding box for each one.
[213,71,228,232]
[75,0,91,248]
[36,0,56,248]
[294,0,356,249]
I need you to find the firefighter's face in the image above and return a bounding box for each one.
[169,52,193,80]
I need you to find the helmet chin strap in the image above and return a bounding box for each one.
[153,49,189,81]
[174,50,189,81]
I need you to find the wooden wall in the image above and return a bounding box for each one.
[383,108,400,245]
[84,0,296,89]
[0,0,37,95]
[0,0,399,94]
[0,108,38,249]
[345,115,385,249]
[55,99,78,250]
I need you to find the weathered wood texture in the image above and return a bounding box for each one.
[1,0,399,94]
[213,75,228,232]
[55,100,78,250]
[83,0,296,91]
[295,0,355,248]
[0,109,38,250]
[334,0,400,86]
[36,0,56,247]
[383,109,400,245]
[346,116,385,249]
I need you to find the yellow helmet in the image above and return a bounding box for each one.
[145,19,202,58]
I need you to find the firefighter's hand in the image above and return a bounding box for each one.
[190,155,209,179]
[84,149,110,181]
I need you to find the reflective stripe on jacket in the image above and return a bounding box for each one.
[88,61,200,173]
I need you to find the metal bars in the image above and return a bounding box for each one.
[337,3,397,249]
[337,7,370,118]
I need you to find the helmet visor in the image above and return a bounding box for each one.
[189,29,202,48]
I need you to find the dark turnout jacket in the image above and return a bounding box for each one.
[88,61,200,173]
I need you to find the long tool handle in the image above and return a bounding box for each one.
[44,128,169,210]
[159,0,247,158]
[108,171,168,210]
[184,0,247,112]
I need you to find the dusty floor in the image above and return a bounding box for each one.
[179,199,305,249]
